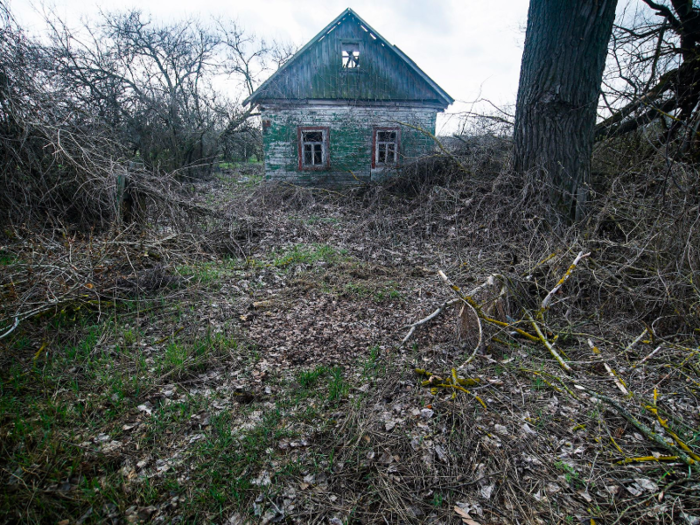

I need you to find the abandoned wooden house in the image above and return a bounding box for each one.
[243,8,453,184]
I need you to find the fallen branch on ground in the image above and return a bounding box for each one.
[526,312,572,373]
[582,387,700,472]
[400,297,460,347]
[414,368,486,408]
[537,251,590,317]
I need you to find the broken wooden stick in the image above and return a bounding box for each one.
[400,273,505,348]
[589,339,629,395]
[526,312,572,373]
[624,328,649,354]
[414,368,486,409]
[538,251,590,316]
[400,297,460,347]
[456,298,483,369]
[633,345,662,368]
[436,270,486,368]
[0,317,19,340]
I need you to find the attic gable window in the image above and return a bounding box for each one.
[298,127,330,170]
[373,127,400,168]
[341,42,360,69]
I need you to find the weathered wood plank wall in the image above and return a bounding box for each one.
[257,15,441,103]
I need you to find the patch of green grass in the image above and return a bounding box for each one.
[7,334,32,352]
[293,365,349,405]
[554,460,585,488]
[273,243,346,268]
[165,341,189,368]
[373,287,402,302]
[362,345,382,379]
[121,326,139,346]
[159,329,240,377]
[532,376,547,391]
[0,251,16,265]
[344,281,403,303]
[297,365,329,389]
[0,323,139,522]
[176,259,240,285]
[63,323,104,361]
[328,367,349,403]
[186,408,294,518]
[0,289,252,522]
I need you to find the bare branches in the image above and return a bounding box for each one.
[538,251,590,314]
[0,3,295,228]
[600,1,700,149]
[217,19,297,97]
[526,312,572,373]
[0,318,19,340]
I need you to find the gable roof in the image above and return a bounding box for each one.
[243,8,454,108]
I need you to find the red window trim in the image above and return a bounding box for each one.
[297,126,330,171]
[372,127,401,169]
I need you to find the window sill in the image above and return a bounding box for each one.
[299,166,331,172]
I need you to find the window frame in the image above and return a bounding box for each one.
[372,127,401,169]
[297,126,330,171]
[340,40,361,70]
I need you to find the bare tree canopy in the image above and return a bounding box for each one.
[0,2,292,227]
[598,0,700,154]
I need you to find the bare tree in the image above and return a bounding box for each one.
[47,10,224,175]
[0,2,295,227]
[514,0,618,222]
[216,20,296,163]
[217,20,296,97]
[597,1,700,155]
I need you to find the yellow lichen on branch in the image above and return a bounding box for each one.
[537,251,590,318]
[647,388,700,461]
[616,456,680,464]
[414,368,486,409]
[436,270,540,343]
[526,312,572,373]
[584,388,700,472]
[589,339,629,395]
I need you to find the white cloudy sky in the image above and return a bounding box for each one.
[12,0,645,134]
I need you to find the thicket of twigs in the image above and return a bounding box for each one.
[2,125,699,523]
[0,0,281,229]
[205,134,699,522]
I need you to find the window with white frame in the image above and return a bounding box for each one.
[373,128,399,167]
[299,127,329,169]
[341,42,360,69]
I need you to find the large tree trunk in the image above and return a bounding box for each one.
[514,0,617,222]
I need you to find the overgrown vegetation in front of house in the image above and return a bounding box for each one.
[2,131,699,523]
[2,1,700,523]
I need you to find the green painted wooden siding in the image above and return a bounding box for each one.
[254,14,441,103]
[262,105,437,184]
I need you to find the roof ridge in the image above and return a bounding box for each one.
[243,8,453,107]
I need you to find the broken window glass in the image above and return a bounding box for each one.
[342,42,360,69]
[375,129,398,166]
[301,130,326,168]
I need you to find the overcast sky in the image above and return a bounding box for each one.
[12,0,644,134]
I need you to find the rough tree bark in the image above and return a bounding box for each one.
[514,0,618,222]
